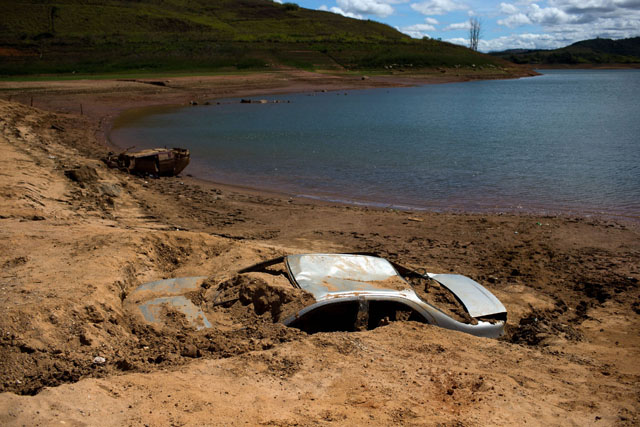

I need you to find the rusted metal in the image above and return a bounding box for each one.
[283,254,507,338]
[105,147,190,176]
[133,277,208,295]
[427,273,507,318]
[138,296,212,331]
[127,277,211,330]
[285,254,411,298]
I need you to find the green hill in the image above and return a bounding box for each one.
[0,0,510,75]
[490,37,640,66]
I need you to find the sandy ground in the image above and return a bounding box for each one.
[0,70,638,426]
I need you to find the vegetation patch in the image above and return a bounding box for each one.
[490,37,640,66]
[0,0,509,75]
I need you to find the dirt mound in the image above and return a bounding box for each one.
[507,310,583,346]
[64,165,99,185]
[236,274,315,321]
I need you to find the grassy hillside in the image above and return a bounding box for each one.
[0,0,508,75]
[490,37,640,65]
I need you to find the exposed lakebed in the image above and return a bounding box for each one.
[111,70,640,219]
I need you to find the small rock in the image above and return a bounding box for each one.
[99,183,121,198]
[116,359,135,371]
[181,344,200,358]
[79,333,93,346]
[93,356,106,365]
[65,165,99,184]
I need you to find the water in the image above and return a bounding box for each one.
[111,70,640,219]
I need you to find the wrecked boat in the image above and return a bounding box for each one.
[105,147,190,176]
[128,254,507,338]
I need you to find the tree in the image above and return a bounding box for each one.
[469,17,481,51]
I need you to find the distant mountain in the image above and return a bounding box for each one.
[490,37,640,66]
[0,0,512,75]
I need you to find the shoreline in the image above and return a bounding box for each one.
[533,63,640,69]
[106,70,638,224]
[1,66,635,224]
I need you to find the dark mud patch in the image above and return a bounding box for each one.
[573,273,637,305]
[505,309,583,346]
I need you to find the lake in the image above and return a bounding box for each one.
[110,70,640,219]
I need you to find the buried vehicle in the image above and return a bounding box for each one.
[128,254,507,338]
[245,254,506,338]
[105,147,190,176]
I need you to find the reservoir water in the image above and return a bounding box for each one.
[111,70,640,219]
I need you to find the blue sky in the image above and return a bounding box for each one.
[274,0,640,52]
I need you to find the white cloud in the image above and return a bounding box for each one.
[323,0,640,51]
[446,37,470,47]
[410,0,467,16]
[496,3,583,28]
[400,28,433,38]
[491,0,640,52]
[443,21,470,30]
[499,2,519,14]
[318,4,364,18]
[528,4,575,24]
[447,32,566,52]
[479,33,569,51]
[399,16,440,38]
[336,0,395,17]
[405,22,438,31]
[399,17,439,38]
[498,12,532,27]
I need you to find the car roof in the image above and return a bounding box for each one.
[285,254,416,301]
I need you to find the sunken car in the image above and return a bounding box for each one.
[105,147,190,176]
[242,254,506,338]
[128,254,507,338]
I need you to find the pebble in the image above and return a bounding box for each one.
[93,356,106,365]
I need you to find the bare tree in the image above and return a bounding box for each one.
[469,17,481,51]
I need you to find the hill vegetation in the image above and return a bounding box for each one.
[0,0,509,75]
[490,37,640,66]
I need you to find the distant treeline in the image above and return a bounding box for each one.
[490,37,640,65]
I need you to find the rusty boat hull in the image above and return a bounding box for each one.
[106,148,190,176]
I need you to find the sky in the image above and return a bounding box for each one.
[274,0,640,52]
